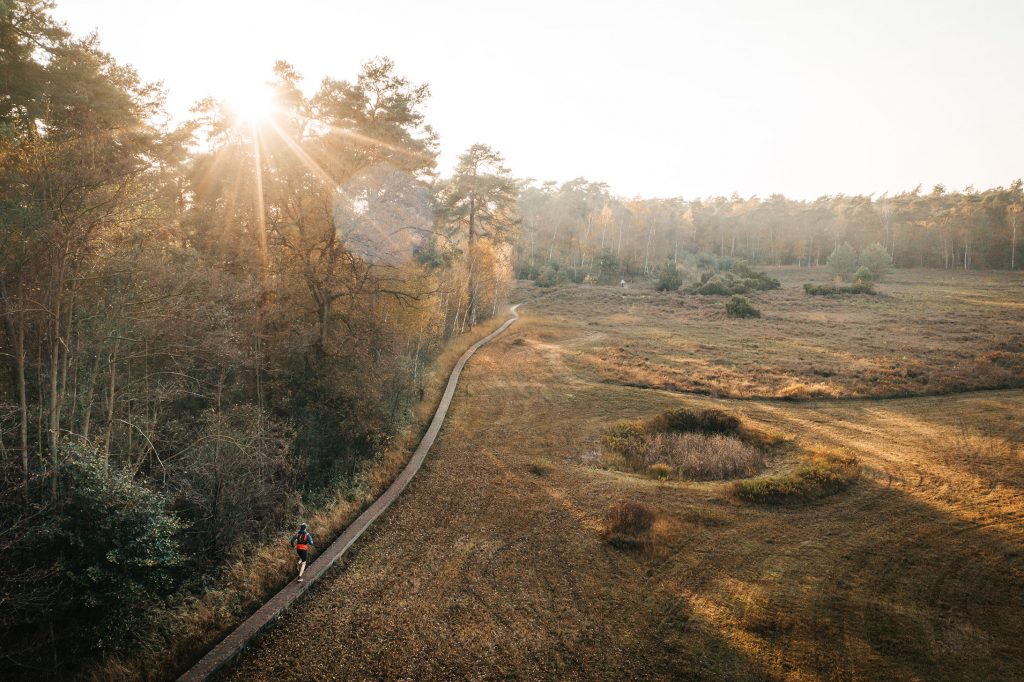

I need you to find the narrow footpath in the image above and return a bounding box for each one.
[178,305,521,681]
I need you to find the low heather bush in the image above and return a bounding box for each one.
[527,457,553,475]
[726,295,760,318]
[603,501,657,549]
[602,408,764,480]
[646,407,741,437]
[648,462,673,480]
[733,451,860,504]
[688,262,780,296]
[803,282,876,296]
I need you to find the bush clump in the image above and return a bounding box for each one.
[527,457,553,475]
[5,446,188,660]
[646,407,741,436]
[648,462,673,480]
[726,295,760,318]
[535,265,564,288]
[602,501,658,549]
[688,261,780,296]
[640,433,766,480]
[803,282,876,296]
[602,408,767,480]
[654,260,683,291]
[827,241,893,282]
[732,451,860,504]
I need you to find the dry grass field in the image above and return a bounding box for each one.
[225,270,1024,681]
[514,268,1024,399]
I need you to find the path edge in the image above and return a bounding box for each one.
[178,304,521,681]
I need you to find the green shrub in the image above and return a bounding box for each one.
[698,253,735,272]
[853,265,873,283]
[595,249,620,284]
[726,295,760,318]
[803,282,876,296]
[733,451,860,504]
[602,501,657,549]
[859,242,892,281]
[694,274,742,295]
[688,264,779,296]
[648,462,673,480]
[535,266,562,287]
[646,407,742,437]
[827,242,859,281]
[655,260,683,291]
[601,419,647,459]
[53,446,185,654]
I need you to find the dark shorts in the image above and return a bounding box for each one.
[296,549,308,562]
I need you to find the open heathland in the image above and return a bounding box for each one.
[514,268,1024,399]
[225,272,1024,681]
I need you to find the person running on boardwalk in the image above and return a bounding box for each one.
[290,522,315,582]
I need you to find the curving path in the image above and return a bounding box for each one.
[178,305,521,682]
[216,301,1024,681]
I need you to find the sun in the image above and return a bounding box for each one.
[225,82,276,124]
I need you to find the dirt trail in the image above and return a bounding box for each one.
[225,310,1024,681]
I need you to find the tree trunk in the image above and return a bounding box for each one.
[0,279,29,490]
[1012,214,1017,270]
[467,195,477,327]
[103,338,120,462]
[47,291,62,499]
[82,352,100,440]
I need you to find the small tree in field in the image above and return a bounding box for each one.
[655,260,682,291]
[595,249,620,284]
[827,242,858,281]
[859,242,892,281]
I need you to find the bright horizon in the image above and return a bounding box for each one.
[52,0,1024,200]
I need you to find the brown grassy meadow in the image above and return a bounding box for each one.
[224,270,1024,681]
[515,268,1024,399]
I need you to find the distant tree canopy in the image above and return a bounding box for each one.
[515,181,1024,282]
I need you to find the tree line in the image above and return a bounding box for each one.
[0,1,518,676]
[516,178,1023,283]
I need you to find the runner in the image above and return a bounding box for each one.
[289,523,315,582]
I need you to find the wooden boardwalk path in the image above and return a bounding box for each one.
[178,305,521,681]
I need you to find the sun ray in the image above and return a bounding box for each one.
[266,119,336,188]
[252,130,268,269]
[323,124,434,165]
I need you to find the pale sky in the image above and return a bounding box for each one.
[52,1,1024,199]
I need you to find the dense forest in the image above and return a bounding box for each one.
[0,2,517,677]
[516,178,1023,283]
